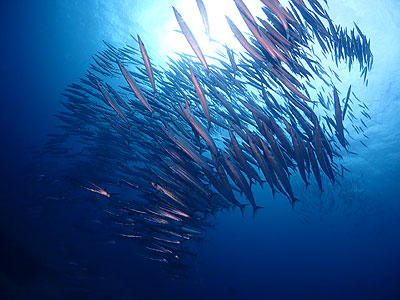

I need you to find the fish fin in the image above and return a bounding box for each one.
[260,180,267,189]
[249,178,255,187]
[291,198,300,210]
[238,204,248,216]
[209,37,219,43]
[252,206,263,218]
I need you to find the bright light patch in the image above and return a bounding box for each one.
[163,0,265,62]
[102,0,294,67]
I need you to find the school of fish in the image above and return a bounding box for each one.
[34,0,373,277]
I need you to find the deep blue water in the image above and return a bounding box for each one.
[1,0,400,299]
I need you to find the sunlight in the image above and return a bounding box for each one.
[132,0,294,66]
[163,0,265,60]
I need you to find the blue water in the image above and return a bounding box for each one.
[1,0,400,299]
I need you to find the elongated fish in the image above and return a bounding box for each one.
[246,131,276,197]
[209,85,240,125]
[137,35,156,93]
[162,125,213,175]
[334,86,346,148]
[221,152,261,216]
[234,0,287,63]
[82,182,111,198]
[179,103,218,154]
[342,85,351,121]
[260,138,297,208]
[306,141,323,193]
[173,6,210,72]
[189,67,211,128]
[228,128,254,184]
[260,0,288,34]
[117,60,154,114]
[225,16,265,62]
[195,0,210,40]
[95,79,130,126]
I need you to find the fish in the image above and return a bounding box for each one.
[228,128,255,184]
[179,103,218,155]
[95,79,130,126]
[234,0,281,62]
[189,67,211,128]
[334,86,346,148]
[117,60,154,114]
[342,85,352,121]
[260,0,288,34]
[137,35,156,93]
[259,138,297,208]
[209,85,240,125]
[269,65,312,102]
[225,16,265,62]
[307,141,323,193]
[261,122,288,174]
[211,153,246,214]
[173,6,210,72]
[246,131,276,196]
[195,0,210,40]
[81,182,111,198]
[283,118,309,187]
[221,152,261,216]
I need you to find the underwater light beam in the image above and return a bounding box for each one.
[164,0,265,59]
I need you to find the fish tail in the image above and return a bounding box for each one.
[271,187,277,198]
[259,181,264,189]
[252,206,263,218]
[238,204,248,216]
[291,198,300,210]
[262,180,268,188]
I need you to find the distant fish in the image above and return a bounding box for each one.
[307,141,323,193]
[82,182,111,198]
[195,0,210,40]
[334,86,346,148]
[342,85,351,120]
